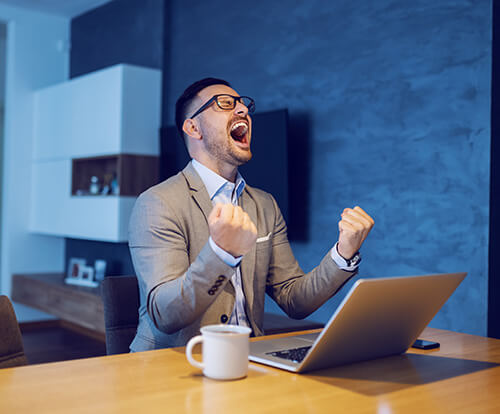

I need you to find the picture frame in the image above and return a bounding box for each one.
[65,258,99,288]
[79,265,94,281]
[67,258,86,279]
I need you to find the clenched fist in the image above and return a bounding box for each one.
[337,206,374,260]
[208,203,258,258]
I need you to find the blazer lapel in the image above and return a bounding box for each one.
[182,162,236,296]
[182,162,213,220]
[240,188,257,327]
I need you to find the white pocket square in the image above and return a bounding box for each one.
[256,232,271,243]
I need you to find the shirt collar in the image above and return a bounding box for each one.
[191,159,246,201]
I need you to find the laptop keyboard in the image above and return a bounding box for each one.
[266,346,312,363]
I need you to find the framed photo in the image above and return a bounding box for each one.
[79,265,94,281]
[67,258,86,279]
[65,258,99,288]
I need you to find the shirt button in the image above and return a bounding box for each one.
[208,289,215,296]
[220,314,228,323]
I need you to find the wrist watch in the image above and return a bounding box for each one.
[344,251,361,267]
[336,243,362,268]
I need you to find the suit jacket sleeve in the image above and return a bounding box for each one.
[265,195,356,319]
[129,189,235,334]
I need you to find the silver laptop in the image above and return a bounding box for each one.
[249,272,466,373]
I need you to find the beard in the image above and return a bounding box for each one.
[202,121,252,167]
[203,136,252,167]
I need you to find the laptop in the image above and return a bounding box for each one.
[249,272,466,373]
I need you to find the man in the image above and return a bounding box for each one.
[128,78,374,351]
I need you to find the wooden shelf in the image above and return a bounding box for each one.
[11,273,324,338]
[12,273,105,334]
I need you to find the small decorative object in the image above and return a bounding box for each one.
[94,259,107,282]
[89,175,100,195]
[101,173,113,195]
[65,258,99,288]
[79,265,95,281]
[111,173,119,195]
[67,258,86,279]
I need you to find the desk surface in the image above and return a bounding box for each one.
[1,327,499,413]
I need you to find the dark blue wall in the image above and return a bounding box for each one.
[71,0,163,78]
[164,0,492,335]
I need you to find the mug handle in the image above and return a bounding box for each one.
[186,335,204,370]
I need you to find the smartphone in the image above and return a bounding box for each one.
[412,339,440,350]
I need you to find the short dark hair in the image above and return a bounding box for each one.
[175,77,231,138]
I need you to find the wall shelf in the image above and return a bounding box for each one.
[11,273,324,338]
[72,154,158,197]
[12,273,105,334]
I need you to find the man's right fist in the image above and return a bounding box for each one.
[208,203,258,258]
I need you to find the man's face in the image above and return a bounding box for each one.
[191,84,253,167]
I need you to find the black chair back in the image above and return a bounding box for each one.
[101,276,140,355]
[0,295,28,368]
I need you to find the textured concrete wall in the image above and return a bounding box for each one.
[165,0,491,335]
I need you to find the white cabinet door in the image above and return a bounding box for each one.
[65,196,135,242]
[33,66,123,160]
[34,64,161,161]
[30,160,137,242]
[30,160,71,235]
[120,65,162,156]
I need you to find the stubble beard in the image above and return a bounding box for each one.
[203,132,252,168]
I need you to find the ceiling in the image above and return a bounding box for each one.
[0,0,113,18]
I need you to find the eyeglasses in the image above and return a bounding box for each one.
[189,94,255,119]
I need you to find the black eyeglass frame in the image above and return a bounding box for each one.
[189,94,255,119]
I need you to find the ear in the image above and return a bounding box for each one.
[182,118,202,140]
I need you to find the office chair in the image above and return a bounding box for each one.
[0,295,29,368]
[101,276,140,355]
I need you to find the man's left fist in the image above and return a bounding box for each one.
[337,206,374,260]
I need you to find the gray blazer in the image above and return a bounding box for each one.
[128,162,356,350]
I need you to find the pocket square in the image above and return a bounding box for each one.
[256,232,271,243]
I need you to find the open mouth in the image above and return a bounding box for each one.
[230,121,249,145]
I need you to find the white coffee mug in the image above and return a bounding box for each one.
[186,324,252,380]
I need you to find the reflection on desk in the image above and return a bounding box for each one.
[0,327,499,413]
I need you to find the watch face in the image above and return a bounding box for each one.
[348,253,361,267]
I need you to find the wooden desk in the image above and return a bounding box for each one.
[1,328,499,413]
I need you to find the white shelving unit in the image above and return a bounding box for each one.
[30,64,162,242]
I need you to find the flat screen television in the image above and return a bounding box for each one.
[160,108,289,224]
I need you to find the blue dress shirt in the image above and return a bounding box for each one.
[192,160,249,327]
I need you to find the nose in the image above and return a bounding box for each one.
[234,99,249,116]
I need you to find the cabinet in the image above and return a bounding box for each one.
[30,64,161,242]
